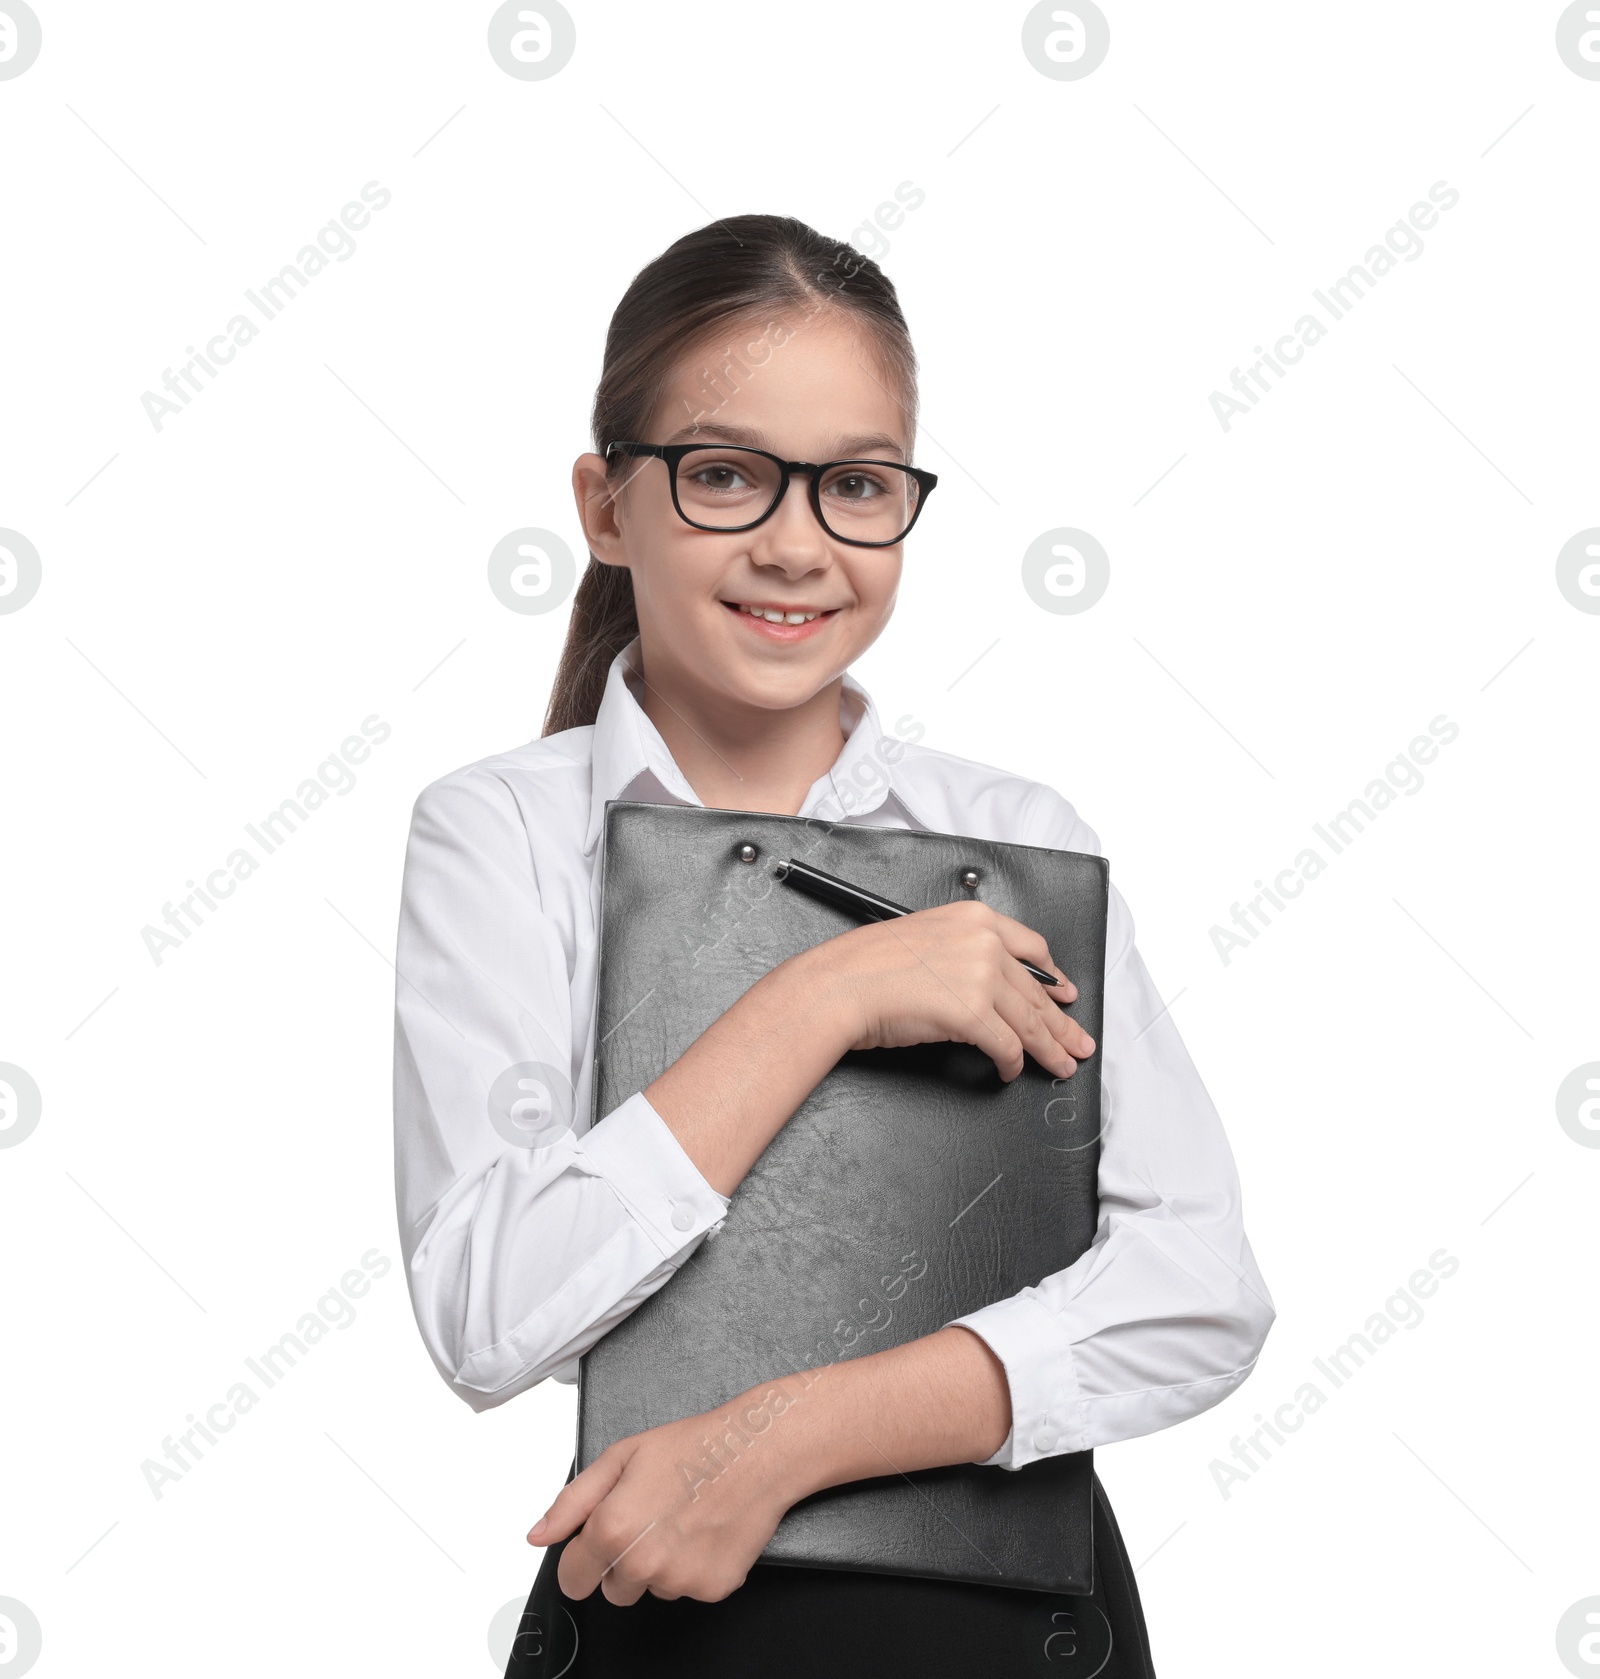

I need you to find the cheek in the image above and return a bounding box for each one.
[850,559,902,618]
[631,533,728,612]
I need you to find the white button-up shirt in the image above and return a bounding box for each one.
[392,640,1275,1470]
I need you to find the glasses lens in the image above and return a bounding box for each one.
[671,448,921,542]
[816,461,919,544]
[674,448,783,528]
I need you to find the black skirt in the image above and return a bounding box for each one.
[503,1470,1156,1678]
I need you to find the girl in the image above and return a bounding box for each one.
[392,214,1275,1678]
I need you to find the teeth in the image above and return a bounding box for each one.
[740,604,819,623]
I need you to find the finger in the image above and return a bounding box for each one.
[601,1571,648,1607]
[984,993,1052,1081]
[1034,983,1096,1060]
[989,963,1075,1071]
[558,1515,650,1603]
[1016,1008,1078,1079]
[1045,967,1080,1004]
[529,1451,626,1546]
[983,913,1079,1002]
[1037,992,1095,1062]
[996,956,1094,1059]
[972,1007,1026,1081]
[986,913,1074,990]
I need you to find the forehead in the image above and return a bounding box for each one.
[646,308,913,459]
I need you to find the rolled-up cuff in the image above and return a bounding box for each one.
[945,1290,1084,1470]
[573,1090,731,1260]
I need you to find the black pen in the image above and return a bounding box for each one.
[773,856,1063,988]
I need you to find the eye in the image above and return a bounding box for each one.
[826,469,891,502]
[688,460,752,493]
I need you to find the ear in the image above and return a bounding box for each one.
[572,452,632,571]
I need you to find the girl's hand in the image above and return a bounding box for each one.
[529,1384,806,1605]
[794,900,1095,1082]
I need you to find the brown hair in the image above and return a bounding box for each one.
[540,213,920,736]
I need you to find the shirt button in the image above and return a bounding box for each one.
[670,1206,694,1231]
[1032,1427,1059,1453]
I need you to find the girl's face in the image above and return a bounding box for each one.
[580,309,913,718]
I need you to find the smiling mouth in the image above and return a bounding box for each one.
[723,601,837,625]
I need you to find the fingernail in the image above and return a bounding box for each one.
[530,1516,547,1537]
[1082,1035,1095,1053]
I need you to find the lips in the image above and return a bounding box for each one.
[723,600,837,641]
[728,601,826,623]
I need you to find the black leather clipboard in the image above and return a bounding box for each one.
[576,801,1108,1594]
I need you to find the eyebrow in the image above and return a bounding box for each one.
[661,421,909,462]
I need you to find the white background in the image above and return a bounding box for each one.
[2,3,1597,1674]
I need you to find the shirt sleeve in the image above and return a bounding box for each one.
[393,765,731,1412]
[944,787,1276,1467]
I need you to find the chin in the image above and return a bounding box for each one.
[722,654,840,712]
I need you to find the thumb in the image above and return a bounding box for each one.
[527,1448,627,1546]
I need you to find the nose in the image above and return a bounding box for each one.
[745,472,831,576]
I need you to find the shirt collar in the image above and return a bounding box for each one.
[582,636,936,856]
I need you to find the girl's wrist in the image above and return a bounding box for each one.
[686,1371,833,1516]
[696,1359,882,1513]
[762,943,865,1064]
[725,1328,1015,1511]
[740,1359,883,1509]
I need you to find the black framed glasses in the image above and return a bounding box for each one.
[604,441,938,548]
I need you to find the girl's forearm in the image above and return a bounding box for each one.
[717,1326,1014,1510]
[644,949,851,1199]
